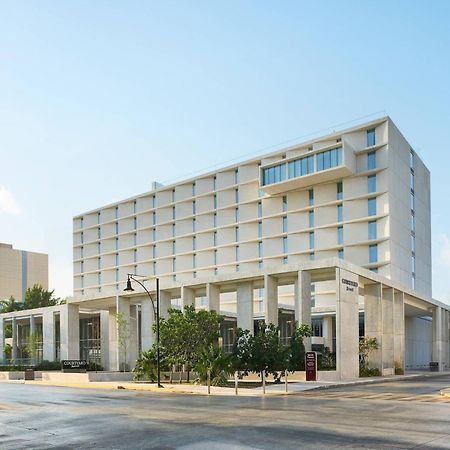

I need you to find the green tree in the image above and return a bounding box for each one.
[25,332,40,366]
[0,296,23,313]
[359,336,380,376]
[193,344,232,386]
[23,285,60,310]
[286,323,313,372]
[157,305,221,381]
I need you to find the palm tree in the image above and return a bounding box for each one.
[0,296,22,313]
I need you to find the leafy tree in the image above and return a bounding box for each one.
[23,285,60,310]
[3,343,12,361]
[359,336,380,377]
[0,296,23,313]
[286,324,313,372]
[157,305,221,381]
[25,332,40,366]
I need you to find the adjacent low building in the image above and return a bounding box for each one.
[1,117,449,379]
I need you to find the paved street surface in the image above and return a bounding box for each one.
[0,375,449,449]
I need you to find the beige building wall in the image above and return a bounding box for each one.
[0,243,48,302]
[72,117,431,305]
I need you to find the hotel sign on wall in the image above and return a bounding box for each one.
[342,278,358,292]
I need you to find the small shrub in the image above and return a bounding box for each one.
[359,367,381,377]
[395,367,404,375]
[35,360,61,371]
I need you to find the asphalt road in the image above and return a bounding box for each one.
[0,375,449,449]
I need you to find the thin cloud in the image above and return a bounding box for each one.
[0,186,21,215]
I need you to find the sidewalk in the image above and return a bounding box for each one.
[2,371,449,397]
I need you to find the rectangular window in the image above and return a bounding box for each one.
[214,250,217,265]
[283,236,288,254]
[213,213,217,228]
[309,252,315,261]
[193,218,196,232]
[235,189,239,204]
[258,260,263,269]
[309,189,314,206]
[411,255,416,274]
[133,249,137,263]
[287,155,314,179]
[258,221,262,238]
[172,206,176,220]
[192,201,196,215]
[115,222,119,234]
[192,182,196,197]
[337,181,343,200]
[81,246,84,258]
[317,147,342,171]
[262,163,287,185]
[133,233,137,246]
[309,232,315,249]
[172,258,176,273]
[235,246,239,261]
[193,254,196,268]
[172,190,175,203]
[410,171,414,192]
[283,256,288,265]
[283,216,288,233]
[337,204,343,223]
[410,213,415,232]
[235,208,239,222]
[337,226,343,245]
[213,194,217,209]
[367,128,376,147]
[80,261,84,273]
[410,193,415,211]
[235,169,239,185]
[258,241,263,258]
[80,231,84,244]
[153,212,156,225]
[367,151,376,170]
[115,207,118,219]
[410,149,415,169]
[309,210,314,228]
[193,236,196,251]
[172,223,176,237]
[369,244,378,263]
[235,227,239,242]
[368,220,377,240]
[411,234,415,254]
[115,238,119,251]
[282,195,287,212]
[213,176,217,191]
[368,197,377,216]
[368,174,376,193]
[258,201,262,218]
[98,227,101,239]
[152,245,156,259]
[115,253,119,266]
[213,231,217,246]
[338,249,344,259]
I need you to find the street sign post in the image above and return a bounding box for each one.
[305,351,317,381]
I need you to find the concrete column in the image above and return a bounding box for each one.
[100,310,110,370]
[141,296,155,352]
[264,275,278,326]
[206,283,220,312]
[108,307,118,371]
[364,283,382,371]
[129,305,139,369]
[322,315,333,351]
[29,314,36,365]
[444,310,450,370]
[181,286,195,311]
[42,309,55,361]
[381,287,395,375]
[393,291,405,373]
[60,304,80,360]
[12,317,17,361]
[116,296,138,371]
[432,306,445,371]
[335,268,360,381]
[237,281,254,333]
[0,318,5,362]
[295,270,311,351]
[159,290,172,319]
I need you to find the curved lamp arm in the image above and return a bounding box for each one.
[127,274,157,320]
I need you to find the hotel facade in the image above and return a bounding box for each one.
[1,117,449,379]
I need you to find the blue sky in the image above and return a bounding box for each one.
[0,1,449,300]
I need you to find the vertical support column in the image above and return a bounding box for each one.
[60,304,80,360]
[129,305,139,369]
[206,283,220,312]
[295,270,311,351]
[141,296,155,352]
[100,310,110,370]
[237,281,254,333]
[181,286,195,311]
[444,310,450,370]
[381,286,395,375]
[159,290,171,319]
[264,275,278,326]
[335,268,360,381]
[364,283,382,371]
[42,309,55,361]
[432,306,444,371]
[12,317,18,361]
[0,318,5,362]
[29,314,36,365]
[108,307,118,371]
[393,291,405,373]
[322,315,333,351]
[116,296,138,371]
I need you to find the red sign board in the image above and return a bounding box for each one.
[305,351,317,381]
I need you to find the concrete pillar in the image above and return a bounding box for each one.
[393,291,405,373]
[159,290,172,319]
[264,275,278,326]
[364,283,382,371]
[206,283,220,312]
[100,310,110,370]
[295,270,311,351]
[237,281,254,333]
[129,305,139,369]
[432,306,445,371]
[42,309,55,361]
[141,296,155,352]
[382,287,395,375]
[335,268,360,381]
[322,315,333,351]
[181,286,195,311]
[29,314,36,364]
[60,304,80,360]
[12,317,17,361]
[116,296,138,371]
[0,318,5,362]
[444,310,450,370]
[108,307,118,371]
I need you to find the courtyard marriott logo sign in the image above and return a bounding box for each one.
[342,278,358,292]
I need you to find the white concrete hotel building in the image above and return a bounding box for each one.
[1,117,449,380]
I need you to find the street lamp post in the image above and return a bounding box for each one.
[124,274,163,388]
